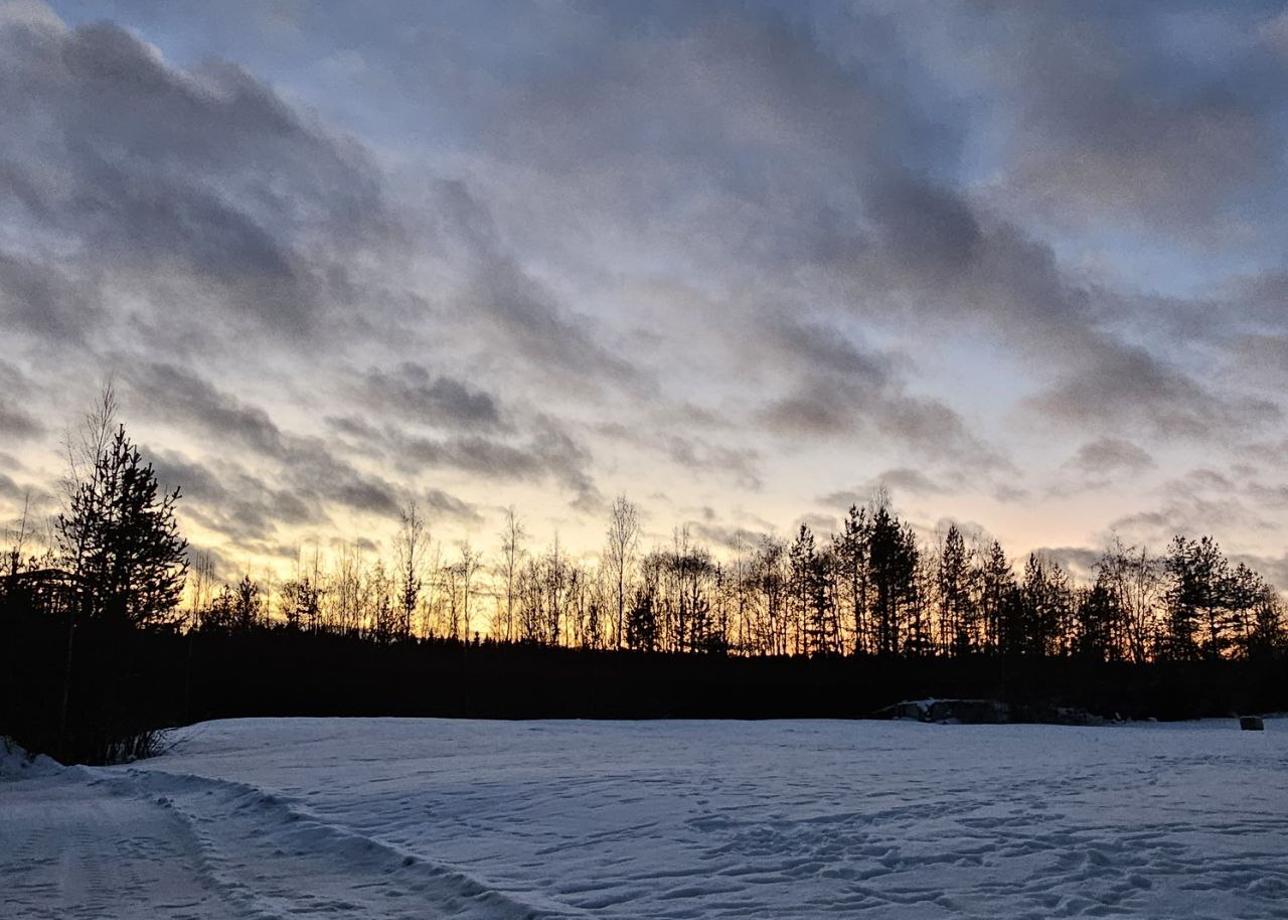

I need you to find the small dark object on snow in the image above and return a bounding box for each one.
[1240,716,1264,731]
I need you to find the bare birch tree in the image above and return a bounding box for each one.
[604,495,641,649]
[457,540,482,641]
[395,501,428,640]
[497,506,525,642]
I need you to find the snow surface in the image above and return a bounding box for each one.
[3,718,1287,918]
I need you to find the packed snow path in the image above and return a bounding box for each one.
[3,719,1286,918]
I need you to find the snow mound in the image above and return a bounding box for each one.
[0,737,61,780]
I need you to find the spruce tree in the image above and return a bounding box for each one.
[938,524,974,655]
[833,505,870,655]
[868,507,917,656]
[58,425,187,628]
[233,574,260,632]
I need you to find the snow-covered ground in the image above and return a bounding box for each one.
[3,718,1286,919]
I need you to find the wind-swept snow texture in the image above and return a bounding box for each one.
[3,719,1286,918]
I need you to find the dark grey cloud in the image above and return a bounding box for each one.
[476,6,952,211]
[429,180,643,390]
[1183,468,1236,494]
[1244,437,1288,470]
[1028,546,1101,581]
[525,415,602,512]
[684,520,768,552]
[662,436,761,491]
[992,483,1030,504]
[393,431,546,483]
[327,411,601,512]
[130,364,402,520]
[1231,334,1288,384]
[819,487,874,511]
[455,2,1168,412]
[1228,271,1288,330]
[840,178,1269,449]
[874,468,951,497]
[0,13,395,344]
[0,252,95,342]
[1069,438,1155,476]
[423,488,482,524]
[820,468,952,511]
[1031,344,1282,439]
[1231,551,1288,592]
[359,362,501,431]
[288,444,400,520]
[757,378,853,440]
[1147,272,1288,362]
[977,3,1287,231]
[0,3,646,433]
[757,126,1279,449]
[151,448,328,546]
[1247,480,1288,508]
[129,362,285,456]
[594,422,761,490]
[0,470,23,502]
[0,358,37,401]
[0,399,43,442]
[324,414,382,443]
[756,318,1007,470]
[765,318,894,386]
[865,175,985,284]
[793,512,838,536]
[1107,465,1281,549]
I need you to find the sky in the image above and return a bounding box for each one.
[2,0,1288,584]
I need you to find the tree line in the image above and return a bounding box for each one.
[3,390,1284,668]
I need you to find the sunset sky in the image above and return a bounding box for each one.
[2,0,1288,584]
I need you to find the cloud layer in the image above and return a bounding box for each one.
[2,0,1287,573]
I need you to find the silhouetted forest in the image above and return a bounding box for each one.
[2,389,1286,763]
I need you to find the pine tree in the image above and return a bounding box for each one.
[1248,582,1285,660]
[626,562,659,652]
[754,537,787,655]
[788,525,816,656]
[978,541,1014,655]
[368,561,396,643]
[203,584,236,632]
[233,574,260,631]
[279,576,322,631]
[788,526,836,658]
[833,506,870,655]
[1020,554,1051,656]
[903,547,934,658]
[1075,577,1118,662]
[867,506,917,656]
[1163,536,1229,661]
[938,524,975,655]
[57,425,187,628]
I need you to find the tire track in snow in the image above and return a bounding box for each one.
[93,766,559,920]
[0,766,230,920]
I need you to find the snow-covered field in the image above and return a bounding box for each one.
[3,718,1286,919]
